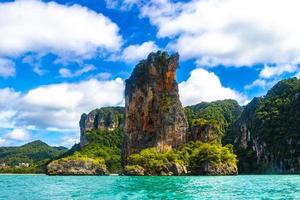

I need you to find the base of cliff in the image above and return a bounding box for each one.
[124,163,188,176]
[47,156,108,175]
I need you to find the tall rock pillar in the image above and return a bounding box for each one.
[123,51,188,163]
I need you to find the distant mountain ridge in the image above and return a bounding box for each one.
[0,140,67,173]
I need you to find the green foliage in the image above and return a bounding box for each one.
[189,143,237,168]
[255,78,300,147]
[0,165,40,174]
[59,152,106,166]
[254,79,300,169]
[126,141,237,174]
[185,99,242,143]
[128,148,182,171]
[85,128,123,149]
[126,51,174,88]
[60,128,124,173]
[191,118,223,142]
[233,78,300,173]
[76,143,121,173]
[124,164,143,172]
[0,140,67,173]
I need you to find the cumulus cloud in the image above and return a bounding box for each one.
[259,64,298,79]
[0,137,6,146]
[59,65,96,78]
[0,78,125,132]
[6,128,31,141]
[59,136,80,147]
[0,88,20,128]
[20,78,125,130]
[245,79,274,90]
[132,0,300,67]
[179,68,247,106]
[246,64,298,90]
[0,0,122,58]
[120,41,158,63]
[0,58,16,78]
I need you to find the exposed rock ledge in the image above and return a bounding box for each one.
[47,157,108,175]
[124,163,187,176]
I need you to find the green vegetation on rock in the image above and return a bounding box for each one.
[231,78,300,173]
[125,141,237,176]
[48,127,123,175]
[47,153,107,175]
[185,99,243,143]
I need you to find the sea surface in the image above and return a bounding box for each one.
[0,175,299,199]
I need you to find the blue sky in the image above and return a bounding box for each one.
[0,0,300,147]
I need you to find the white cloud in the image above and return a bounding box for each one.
[0,137,6,146]
[0,88,20,108]
[245,64,298,90]
[120,41,158,63]
[0,0,122,58]
[0,58,16,78]
[245,79,277,90]
[0,78,125,131]
[59,136,80,148]
[0,88,20,128]
[259,64,298,79]
[134,0,300,67]
[179,68,247,106]
[6,128,31,141]
[105,0,139,10]
[19,78,125,130]
[93,72,112,80]
[59,65,96,78]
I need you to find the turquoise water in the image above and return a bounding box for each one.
[0,175,299,199]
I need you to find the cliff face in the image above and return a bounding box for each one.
[80,107,124,148]
[123,51,188,162]
[47,107,124,175]
[189,119,223,143]
[231,78,300,173]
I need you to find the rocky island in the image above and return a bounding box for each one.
[45,51,299,175]
[46,52,237,175]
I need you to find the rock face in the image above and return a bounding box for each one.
[190,163,237,175]
[80,107,124,148]
[231,78,300,173]
[47,158,108,175]
[124,162,187,176]
[123,51,188,163]
[189,119,223,143]
[184,99,243,144]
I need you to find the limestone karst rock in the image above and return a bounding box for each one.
[231,78,300,173]
[79,107,124,148]
[122,51,188,163]
[47,157,108,175]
